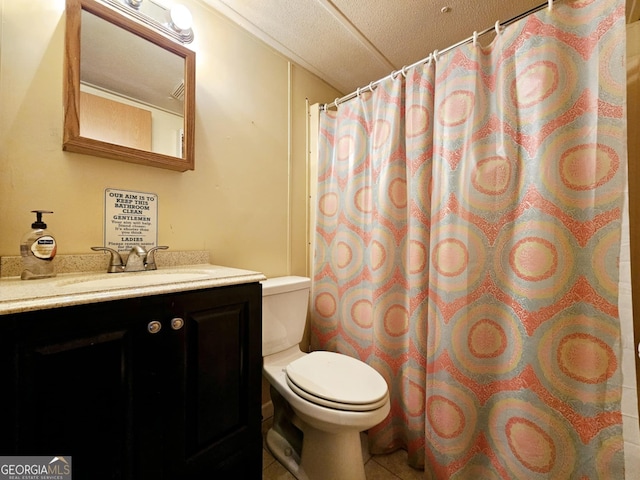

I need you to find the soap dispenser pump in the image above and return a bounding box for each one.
[20,210,57,280]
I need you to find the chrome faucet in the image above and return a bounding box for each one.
[91,245,169,273]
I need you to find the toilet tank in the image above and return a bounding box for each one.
[261,276,311,357]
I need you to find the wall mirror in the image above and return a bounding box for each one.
[63,0,195,171]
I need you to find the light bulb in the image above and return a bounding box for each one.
[169,4,192,32]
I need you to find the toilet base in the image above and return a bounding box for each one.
[300,425,366,480]
[267,424,367,480]
[266,428,306,479]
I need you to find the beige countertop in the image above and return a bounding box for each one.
[0,263,266,315]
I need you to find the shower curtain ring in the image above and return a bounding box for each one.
[473,31,478,47]
[391,70,398,80]
[401,65,408,78]
[432,50,439,62]
[356,86,361,98]
[334,98,340,109]
[548,0,553,10]
[368,81,374,92]
[495,20,503,35]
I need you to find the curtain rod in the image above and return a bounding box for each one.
[321,0,556,111]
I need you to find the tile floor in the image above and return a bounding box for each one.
[262,418,424,480]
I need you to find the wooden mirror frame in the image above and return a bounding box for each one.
[63,0,195,171]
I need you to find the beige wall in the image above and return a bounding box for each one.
[626,19,640,471]
[0,0,341,278]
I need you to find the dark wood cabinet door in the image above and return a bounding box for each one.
[11,305,137,480]
[174,284,263,479]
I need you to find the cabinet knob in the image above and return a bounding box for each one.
[148,321,162,334]
[171,317,185,330]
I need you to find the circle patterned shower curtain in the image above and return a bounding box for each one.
[311,0,628,478]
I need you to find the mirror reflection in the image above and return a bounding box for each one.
[63,0,195,171]
[80,9,185,157]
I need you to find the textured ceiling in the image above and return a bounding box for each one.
[202,0,640,96]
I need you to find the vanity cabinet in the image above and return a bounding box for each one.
[0,282,262,479]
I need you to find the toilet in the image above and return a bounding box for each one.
[262,276,390,480]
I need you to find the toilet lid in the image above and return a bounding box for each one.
[285,351,388,411]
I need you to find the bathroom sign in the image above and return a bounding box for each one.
[104,188,158,252]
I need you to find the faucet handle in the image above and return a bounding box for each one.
[91,246,124,273]
[145,246,169,270]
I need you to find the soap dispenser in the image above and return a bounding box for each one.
[20,210,57,280]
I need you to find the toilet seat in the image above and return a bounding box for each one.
[285,351,388,412]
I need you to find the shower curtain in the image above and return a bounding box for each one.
[310,0,627,478]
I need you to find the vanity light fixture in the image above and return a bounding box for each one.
[101,0,194,43]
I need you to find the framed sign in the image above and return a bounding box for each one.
[104,188,158,252]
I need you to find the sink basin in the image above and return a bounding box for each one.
[57,270,212,291]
